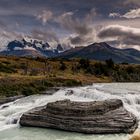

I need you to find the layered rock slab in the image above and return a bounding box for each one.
[20,99,138,134]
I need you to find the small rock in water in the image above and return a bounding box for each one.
[12,119,18,124]
[65,90,74,96]
[6,118,18,124]
[1,105,9,109]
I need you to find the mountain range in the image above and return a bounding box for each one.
[58,42,140,64]
[0,38,64,57]
[0,38,140,64]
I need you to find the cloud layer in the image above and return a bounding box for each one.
[98,25,140,49]
[37,10,53,25]
[109,8,140,19]
[123,8,140,19]
[56,9,97,46]
[0,0,139,50]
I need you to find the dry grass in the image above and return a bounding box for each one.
[0,56,112,84]
[0,56,139,97]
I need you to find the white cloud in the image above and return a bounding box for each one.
[98,24,140,50]
[109,8,140,19]
[118,44,140,50]
[109,13,120,18]
[56,9,97,46]
[0,30,24,51]
[37,10,53,25]
[122,8,140,19]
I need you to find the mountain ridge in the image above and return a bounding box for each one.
[0,40,140,64]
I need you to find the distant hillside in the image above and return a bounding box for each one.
[57,42,140,64]
[0,49,43,57]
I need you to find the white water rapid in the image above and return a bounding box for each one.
[0,83,140,140]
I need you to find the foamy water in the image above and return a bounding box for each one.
[0,83,140,140]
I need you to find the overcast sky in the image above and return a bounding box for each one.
[0,0,140,50]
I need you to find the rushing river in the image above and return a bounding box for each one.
[0,83,140,140]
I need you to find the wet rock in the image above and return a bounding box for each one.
[41,88,60,95]
[12,118,18,124]
[20,99,138,134]
[0,95,25,105]
[65,90,74,96]
[6,118,18,124]
[1,105,9,109]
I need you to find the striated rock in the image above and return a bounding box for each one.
[20,99,138,134]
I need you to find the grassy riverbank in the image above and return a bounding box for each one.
[0,56,140,97]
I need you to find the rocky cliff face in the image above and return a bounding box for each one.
[20,99,138,134]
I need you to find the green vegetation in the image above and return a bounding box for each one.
[76,58,140,82]
[0,76,82,97]
[59,61,67,71]
[0,56,139,97]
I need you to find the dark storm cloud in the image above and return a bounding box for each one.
[0,0,137,31]
[98,25,140,46]
[0,0,133,19]
[123,0,140,7]
[57,11,94,34]
[56,9,97,46]
[31,29,58,42]
[0,0,139,49]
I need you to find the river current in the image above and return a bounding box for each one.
[0,83,140,140]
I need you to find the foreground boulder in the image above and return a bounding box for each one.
[20,99,138,134]
[129,130,140,140]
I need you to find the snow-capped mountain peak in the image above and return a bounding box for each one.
[0,38,64,57]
